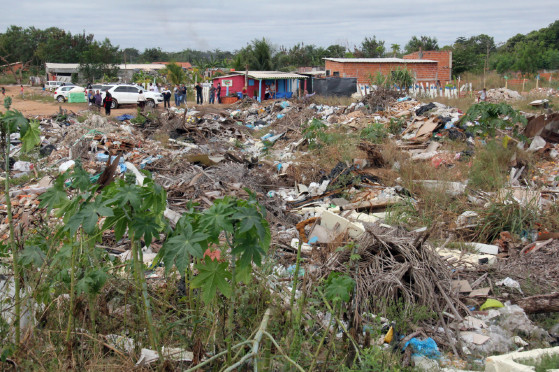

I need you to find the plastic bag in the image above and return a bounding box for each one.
[403,337,441,359]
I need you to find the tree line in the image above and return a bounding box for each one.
[1,20,558,79]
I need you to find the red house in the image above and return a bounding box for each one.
[211,71,307,102]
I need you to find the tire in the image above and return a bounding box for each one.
[56,96,65,102]
[111,99,118,109]
[146,99,155,108]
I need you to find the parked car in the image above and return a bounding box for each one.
[46,81,75,91]
[53,86,83,102]
[101,84,163,109]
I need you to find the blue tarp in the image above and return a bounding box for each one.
[116,114,135,121]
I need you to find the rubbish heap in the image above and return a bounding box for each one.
[2,87,559,370]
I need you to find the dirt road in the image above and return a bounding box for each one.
[1,85,140,117]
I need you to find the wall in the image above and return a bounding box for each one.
[325,60,438,85]
[403,51,452,82]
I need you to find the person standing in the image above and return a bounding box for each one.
[1,87,5,96]
[138,90,146,111]
[103,92,113,116]
[216,84,221,104]
[163,86,171,108]
[209,84,216,104]
[174,85,180,106]
[181,84,187,106]
[242,86,247,99]
[20,85,24,99]
[94,90,102,112]
[195,83,203,105]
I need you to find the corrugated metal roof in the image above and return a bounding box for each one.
[214,71,307,80]
[45,63,167,70]
[324,58,436,64]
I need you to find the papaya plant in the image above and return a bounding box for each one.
[1,97,41,346]
[156,193,271,362]
[39,164,169,361]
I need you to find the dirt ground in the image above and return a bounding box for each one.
[0,84,219,117]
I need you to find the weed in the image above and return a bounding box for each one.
[340,346,409,371]
[518,352,559,372]
[360,122,388,144]
[388,117,406,135]
[475,196,539,242]
[468,140,515,191]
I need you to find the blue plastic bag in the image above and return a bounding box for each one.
[403,337,440,359]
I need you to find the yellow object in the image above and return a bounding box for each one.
[480,298,504,310]
[384,326,394,343]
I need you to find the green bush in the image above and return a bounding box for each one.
[361,122,388,144]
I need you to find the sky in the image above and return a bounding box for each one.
[2,0,559,53]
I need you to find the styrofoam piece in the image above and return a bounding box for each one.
[436,248,497,266]
[485,346,559,372]
[319,210,365,238]
[466,243,499,255]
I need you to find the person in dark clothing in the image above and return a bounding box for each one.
[195,83,203,105]
[209,85,216,104]
[181,85,187,106]
[103,92,113,116]
[216,84,221,104]
[163,86,171,108]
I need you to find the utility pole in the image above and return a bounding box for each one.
[483,44,489,88]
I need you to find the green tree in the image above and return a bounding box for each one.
[390,43,400,57]
[163,62,187,85]
[141,47,167,63]
[122,47,140,63]
[249,38,274,70]
[405,35,439,53]
[78,38,120,82]
[452,34,495,75]
[360,36,385,58]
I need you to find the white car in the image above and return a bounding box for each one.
[53,86,84,102]
[46,81,75,92]
[101,84,163,109]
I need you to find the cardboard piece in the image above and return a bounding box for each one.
[469,287,491,297]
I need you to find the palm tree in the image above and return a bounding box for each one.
[250,38,274,70]
[391,44,400,57]
[163,62,186,85]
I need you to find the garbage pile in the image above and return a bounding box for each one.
[486,87,523,102]
[2,87,559,370]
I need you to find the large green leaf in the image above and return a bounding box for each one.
[76,269,108,295]
[232,207,270,244]
[160,223,208,273]
[130,214,160,248]
[324,274,355,303]
[20,120,40,153]
[39,176,68,213]
[199,201,234,239]
[19,244,46,267]
[114,184,141,210]
[2,109,27,133]
[65,197,114,235]
[191,257,232,304]
[232,235,267,267]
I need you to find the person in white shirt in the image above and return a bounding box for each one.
[138,90,146,111]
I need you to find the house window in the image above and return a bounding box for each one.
[326,70,331,76]
[333,71,340,77]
